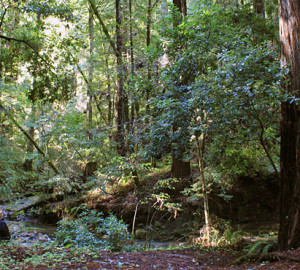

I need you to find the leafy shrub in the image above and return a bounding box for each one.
[55,217,103,248]
[97,215,131,251]
[55,209,131,251]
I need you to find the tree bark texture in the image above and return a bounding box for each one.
[278,0,300,251]
[171,0,190,179]
[173,0,187,17]
[171,156,191,179]
[254,0,265,16]
[115,0,126,156]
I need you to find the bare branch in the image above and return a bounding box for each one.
[0,7,7,30]
[0,34,58,78]
[87,0,119,57]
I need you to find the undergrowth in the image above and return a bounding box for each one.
[55,207,133,251]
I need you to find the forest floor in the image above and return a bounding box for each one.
[54,248,300,270]
[2,244,300,269]
[2,170,297,269]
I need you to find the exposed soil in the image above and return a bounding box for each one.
[16,247,300,270]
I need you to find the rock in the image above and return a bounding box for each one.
[4,196,43,213]
[0,219,10,240]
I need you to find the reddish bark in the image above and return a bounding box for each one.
[278,0,300,251]
[254,0,265,15]
[115,0,126,156]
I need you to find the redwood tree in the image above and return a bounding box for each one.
[278,0,300,250]
[115,0,126,156]
[171,0,191,179]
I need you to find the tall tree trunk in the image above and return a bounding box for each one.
[173,0,187,17]
[23,102,35,171]
[171,0,190,179]
[105,59,112,127]
[129,0,138,147]
[23,13,40,172]
[115,0,126,156]
[254,0,265,16]
[87,3,94,140]
[171,156,191,179]
[146,0,152,116]
[122,0,130,138]
[88,0,126,153]
[278,0,300,251]
[129,0,135,132]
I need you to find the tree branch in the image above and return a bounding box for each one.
[0,101,60,175]
[87,0,119,57]
[0,7,7,30]
[70,52,89,85]
[250,100,280,178]
[0,34,57,76]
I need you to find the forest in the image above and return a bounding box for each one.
[0,0,300,269]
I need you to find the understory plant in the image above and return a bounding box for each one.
[55,208,132,251]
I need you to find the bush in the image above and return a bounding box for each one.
[55,217,103,248]
[54,209,131,251]
[97,215,131,251]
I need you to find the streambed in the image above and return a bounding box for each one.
[6,219,183,249]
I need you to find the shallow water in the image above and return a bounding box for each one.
[7,220,57,236]
[6,219,184,249]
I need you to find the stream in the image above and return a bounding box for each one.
[6,219,184,249]
[6,219,56,246]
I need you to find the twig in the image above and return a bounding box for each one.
[131,202,139,239]
[0,7,7,30]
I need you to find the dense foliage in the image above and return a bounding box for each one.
[55,208,132,251]
[2,0,298,261]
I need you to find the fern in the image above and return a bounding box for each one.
[247,238,277,255]
[262,244,273,254]
[247,240,267,254]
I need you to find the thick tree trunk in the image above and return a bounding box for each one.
[173,0,187,17]
[278,0,300,251]
[254,0,264,16]
[171,0,190,179]
[115,0,126,156]
[171,156,190,179]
